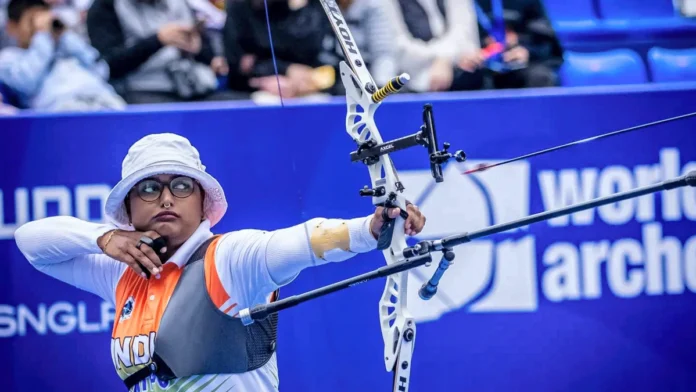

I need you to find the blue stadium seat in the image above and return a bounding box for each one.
[648,47,696,82]
[543,0,598,23]
[559,49,648,86]
[543,0,601,41]
[597,0,676,19]
[554,0,696,54]
[595,0,696,38]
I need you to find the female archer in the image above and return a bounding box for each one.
[14,133,426,391]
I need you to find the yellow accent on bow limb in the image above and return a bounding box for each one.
[310,221,350,259]
[371,73,411,103]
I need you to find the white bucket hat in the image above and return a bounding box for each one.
[104,133,228,228]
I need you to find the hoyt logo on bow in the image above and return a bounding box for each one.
[323,0,358,56]
[236,1,696,391]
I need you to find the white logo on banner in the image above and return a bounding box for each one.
[399,160,536,323]
[399,148,696,324]
[0,184,111,240]
[0,301,115,338]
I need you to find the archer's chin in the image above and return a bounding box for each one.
[149,221,181,236]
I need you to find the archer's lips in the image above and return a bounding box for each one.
[153,211,179,221]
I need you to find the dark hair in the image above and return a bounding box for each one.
[7,0,48,22]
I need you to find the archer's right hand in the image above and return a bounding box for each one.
[98,230,166,278]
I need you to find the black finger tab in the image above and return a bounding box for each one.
[151,237,168,254]
[377,219,395,250]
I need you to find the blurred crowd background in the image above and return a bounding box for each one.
[0,0,694,113]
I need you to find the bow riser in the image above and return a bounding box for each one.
[340,61,415,378]
[316,3,459,390]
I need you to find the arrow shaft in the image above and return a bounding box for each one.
[464,111,696,175]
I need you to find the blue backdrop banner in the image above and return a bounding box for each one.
[1,84,696,392]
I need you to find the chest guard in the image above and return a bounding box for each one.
[124,236,279,390]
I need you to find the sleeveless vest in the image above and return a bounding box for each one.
[123,236,279,389]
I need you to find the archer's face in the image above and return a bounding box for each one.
[127,174,205,248]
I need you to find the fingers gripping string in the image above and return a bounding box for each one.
[262,0,284,107]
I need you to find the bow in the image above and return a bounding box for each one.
[316,2,467,391]
[237,1,696,390]
[240,1,465,390]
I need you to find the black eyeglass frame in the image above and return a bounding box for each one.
[129,175,201,202]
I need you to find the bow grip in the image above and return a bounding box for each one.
[376,205,408,250]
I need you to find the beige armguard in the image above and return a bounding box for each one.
[309,221,351,259]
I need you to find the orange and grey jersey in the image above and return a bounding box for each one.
[15,214,378,392]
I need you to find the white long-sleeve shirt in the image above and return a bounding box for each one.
[14,214,378,391]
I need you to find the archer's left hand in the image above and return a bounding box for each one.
[370,203,426,239]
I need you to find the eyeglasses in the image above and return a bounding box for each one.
[132,176,197,202]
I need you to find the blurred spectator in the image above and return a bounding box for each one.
[676,0,696,17]
[470,0,563,89]
[318,0,398,95]
[0,0,126,111]
[187,0,225,30]
[0,90,18,114]
[186,0,226,58]
[384,0,481,93]
[223,0,331,99]
[1,0,89,48]
[1,0,14,48]
[86,0,235,104]
[0,103,16,114]
[47,0,92,38]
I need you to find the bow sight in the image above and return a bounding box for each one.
[350,104,466,184]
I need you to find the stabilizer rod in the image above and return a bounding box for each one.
[238,253,433,326]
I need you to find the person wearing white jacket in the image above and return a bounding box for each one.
[14,133,427,391]
[384,0,482,93]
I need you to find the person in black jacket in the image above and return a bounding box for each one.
[86,0,240,103]
[456,0,564,90]
[223,0,334,98]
